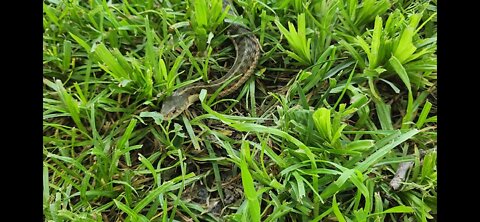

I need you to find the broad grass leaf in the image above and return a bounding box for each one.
[312,108,332,142]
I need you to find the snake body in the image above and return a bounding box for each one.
[160,0,260,120]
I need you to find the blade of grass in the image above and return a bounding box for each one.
[240,141,261,222]
[332,194,347,222]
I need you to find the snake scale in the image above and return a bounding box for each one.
[160,0,260,120]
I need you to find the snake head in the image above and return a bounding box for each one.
[160,90,202,121]
[160,93,190,121]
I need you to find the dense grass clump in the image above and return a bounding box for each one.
[43,0,437,221]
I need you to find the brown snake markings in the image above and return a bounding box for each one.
[160,0,260,120]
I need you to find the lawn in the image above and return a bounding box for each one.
[43,0,437,221]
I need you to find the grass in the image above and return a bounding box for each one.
[43,0,437,221]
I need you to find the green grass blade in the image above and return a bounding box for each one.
[369,16,383,68]
[138,153,159,186]
[313,108,332,142]
[68,32,91,53]
[114,199,143,221]
[240,141,261,222]
[374,99,393,130]
[332,194,347,222]
[62,40,72,72]
[356,129,419,172]
[415,100,432,128]
[389,56,411,91]
[93,43,128,80]
[132,181,174,213]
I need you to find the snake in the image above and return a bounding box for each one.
[160,0,260,120]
